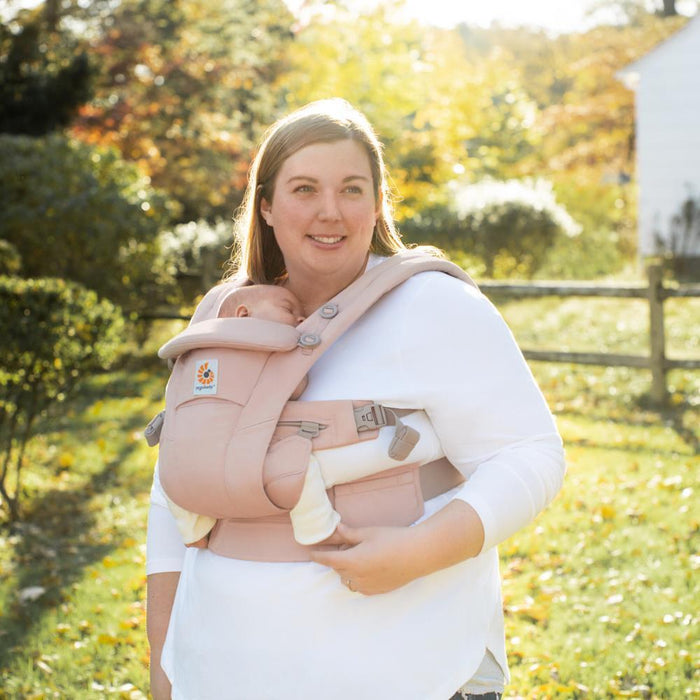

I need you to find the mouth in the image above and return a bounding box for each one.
[308,235,344,245]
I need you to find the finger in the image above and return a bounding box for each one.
[314,527,344,546]
[308,547,348,569]
[333,522,365,546]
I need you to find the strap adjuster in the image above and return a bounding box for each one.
[277,420,327,439]
[353,403,389,432]
[144,410,165,447]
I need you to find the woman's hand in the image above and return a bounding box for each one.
[310,500,485,596]
[310,523,420,595]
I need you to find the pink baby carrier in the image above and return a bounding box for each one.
[146,250,475,561]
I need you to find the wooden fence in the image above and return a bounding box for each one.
[143,264,699,404]
[479,264,700,404]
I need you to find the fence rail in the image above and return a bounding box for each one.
[142,264,699,404]
[480,264,700,404]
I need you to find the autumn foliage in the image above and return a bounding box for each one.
[1,0,690,291]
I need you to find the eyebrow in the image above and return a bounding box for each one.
[286,175,371,184]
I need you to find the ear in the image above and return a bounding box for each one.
[235,304,250,318]
[260,197,273,226]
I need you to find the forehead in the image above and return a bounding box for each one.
[260,286,300,306]
[279,139,373,180]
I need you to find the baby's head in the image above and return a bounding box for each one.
[218,284,305,326]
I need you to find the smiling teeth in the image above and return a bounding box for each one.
[310,236,343,244]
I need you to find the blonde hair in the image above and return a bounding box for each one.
[226,99,405,283]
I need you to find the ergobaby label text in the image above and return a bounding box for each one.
[193,359,218,395]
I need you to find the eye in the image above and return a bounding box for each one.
[293,184,315,193]
[344,185,363,194]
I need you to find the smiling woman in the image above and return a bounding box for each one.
[145,98,565,700]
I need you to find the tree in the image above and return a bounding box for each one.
[70,0,295,222]
[280,5,542,225]
[0,5,93,135]
[586,0,688,24]
[0,133,177,312]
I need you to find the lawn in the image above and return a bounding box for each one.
[0,296,697,699]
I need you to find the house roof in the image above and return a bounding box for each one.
[617,13,700,90]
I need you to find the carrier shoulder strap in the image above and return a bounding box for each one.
[223,249,477,517]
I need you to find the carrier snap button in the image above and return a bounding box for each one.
[298,333,321,348]
[320,303,339,319]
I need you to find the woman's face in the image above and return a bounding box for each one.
[260,139,379,297]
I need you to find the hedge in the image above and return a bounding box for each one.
[0,276,125,520]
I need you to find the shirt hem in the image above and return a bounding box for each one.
[145,558,184,576]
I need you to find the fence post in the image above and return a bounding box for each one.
[647,264,667,404]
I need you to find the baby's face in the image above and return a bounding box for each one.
[251,288,305,326]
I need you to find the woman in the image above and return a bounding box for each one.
[146,98,566,699]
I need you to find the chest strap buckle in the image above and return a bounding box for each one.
[353,403,420,461]
[353,403,389,431]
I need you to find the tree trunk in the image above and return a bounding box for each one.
[662,0,678,16]
[43,0,61,31]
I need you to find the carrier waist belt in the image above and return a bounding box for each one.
[207,458,465,562]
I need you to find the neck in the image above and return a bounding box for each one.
[286,255,369,316]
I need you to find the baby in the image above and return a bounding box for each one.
[165,284,443,548]
[218,283,305,327]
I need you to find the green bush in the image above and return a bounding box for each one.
[0,276,125,520]
[0,133,179,313]
[157,219,233,303]
[402,179,581,278]
[0,239,22,276]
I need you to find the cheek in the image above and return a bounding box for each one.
[349,202,379,229]
[274,200,311,229]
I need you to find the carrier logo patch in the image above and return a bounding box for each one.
[194,359,218,395]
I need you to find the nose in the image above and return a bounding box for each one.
[318,191,341,221]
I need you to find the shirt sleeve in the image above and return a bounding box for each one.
[398,272,566,552]
[146,460,187,575]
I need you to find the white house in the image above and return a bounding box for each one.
[617,14,700,264]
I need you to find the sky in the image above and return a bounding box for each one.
[3,0,698,33]
[285,0,698,34]
[395,0,599,33]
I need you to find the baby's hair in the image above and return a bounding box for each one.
[226,285,272,306]
[218,283,293,318]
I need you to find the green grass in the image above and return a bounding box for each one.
[0,301,698,699]
[496,295,700,362]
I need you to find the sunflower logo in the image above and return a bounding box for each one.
[197,362,215,385]
[193,359,218,395]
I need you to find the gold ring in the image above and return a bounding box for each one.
[344,578,353,591]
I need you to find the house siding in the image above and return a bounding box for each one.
[625,17,700,258]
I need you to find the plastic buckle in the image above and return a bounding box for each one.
[353,403,388,432]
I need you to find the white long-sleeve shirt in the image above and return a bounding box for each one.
[146,257,565,700]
